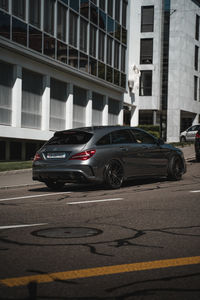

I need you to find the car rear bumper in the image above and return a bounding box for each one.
[32,167,101,184]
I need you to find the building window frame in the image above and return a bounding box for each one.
[139,70,152,96]
[141,6,154,33]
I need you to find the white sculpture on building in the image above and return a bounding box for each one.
[128,64,141,94]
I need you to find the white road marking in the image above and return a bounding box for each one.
[68,198,124,205]
[190,190,200,193]
[0,192,71,202]
[0,223,47,230]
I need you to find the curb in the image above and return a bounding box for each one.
[0,168,32,176]
[0,182,44,190]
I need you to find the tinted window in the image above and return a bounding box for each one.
[131,129,155,144]
[111,130,133,144]
[96,134,110,145]
[47,131,92,145]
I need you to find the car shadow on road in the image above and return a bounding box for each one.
[29,177,168,194]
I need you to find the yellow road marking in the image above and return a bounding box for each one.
[1,256,200,287]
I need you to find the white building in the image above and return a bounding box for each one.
[125,0,200,142]
[0,0,200,161]
[0,0,127,160]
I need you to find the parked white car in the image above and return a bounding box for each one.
[180,125,200,142]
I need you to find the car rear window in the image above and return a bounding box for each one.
[47,131,93,145]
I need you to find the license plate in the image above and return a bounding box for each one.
[46,152,66,159]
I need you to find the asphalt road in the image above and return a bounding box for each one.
[0,159,200,300]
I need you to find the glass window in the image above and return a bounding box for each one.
[195,45,199,71]
[99,10,106,30]
[48,131,92,145]
[12,0,26,20]
[121,73,126,88]
[69,11,78,47]
[141,6,154,32]
[90,0,96,4]
[108,98,120,125]
[122,27,127,44]
[57,40,68,64]
[194,76,198,101]
[68,46,78,68]
[89,25,97,57]
[90,3,98,25]
[196,15,199,41]
[44,0,55,35]
[50,78,67,131]
[29,0,41,28]
[106,65,113,83]
[89,57,97,76]
[107,36,113,65]
[12,17,27,46]
[0,0,8,11]
[121,46,126,72]
[69,0,79,12]
[29,26,42,52]
[115,22,121,41]
[107,16,114,35]
[114,69,120,85]
[122,0,127,28]
[131,129,155,144]
[22,69,43,129]
[115,0,120,22]
[60,0,68,5]
[114,41,120,69]
[92,92,104,125]
[98,62,105,79]
[99,0,105,10]
[80,0,89,18]
[111,130,133,144]
[98,30,105,61]
[73,86,87,128]
[80,18,88,52]
[0,141,6,160]
[57,2,67,41]
[10,142,21,160]
[80,52,88,72]
[140,39,153,64]
[96,134,110,145]
[139,70,152,96]
[107,0,113,17]
[0,10,10,39]
[0,61,13,126]
[43,34,55,58]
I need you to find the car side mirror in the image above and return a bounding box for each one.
[157,138,164,145]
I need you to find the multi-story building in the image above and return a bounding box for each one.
[125,0,200,142]
[0,0,200,161]
[0,0,128,160]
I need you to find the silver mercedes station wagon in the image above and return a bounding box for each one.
[32,126,186,190]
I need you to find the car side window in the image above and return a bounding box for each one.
[131,129,156,144]
[96,134,111,145]
[111,130,133,144]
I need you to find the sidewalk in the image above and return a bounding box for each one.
[0,145,196,190]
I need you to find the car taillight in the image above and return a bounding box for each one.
[196,132,200,138]
[70,150,96,160]
[33,153,42,161]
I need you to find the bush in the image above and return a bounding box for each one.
[137,125,160,138]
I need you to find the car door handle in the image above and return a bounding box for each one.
[120,147,128,152]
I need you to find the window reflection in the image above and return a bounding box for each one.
[80,18,88,52]
[114,70,120,85]
[121,73,126,88]
[90,3,98,25]
[0,0,8,11]
[99,10,106,30]
[115,22,121,41]
[70,0,79,12]
[44,0,55,35]
[0,11,10,39]
[29,0,41,28]
[98,62,105,80]
[57,2,67,42]
[106,66,113,83]
[80,0,89,18]
[12,17,27,46]
[69,46,78,68]
[44,34,55,58]
[80,52,88,72]
[69,11,78,47]
[29,26,42,52]
[107,16,114,36]
[12,0,26,20]
[57,40,68,64]
[89,57,97,76]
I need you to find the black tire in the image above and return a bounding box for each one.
[196,155,200,162]
[104,160,124,189]
[44,180,65,190]
[180,136,186,142]
[167,156,183,181]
